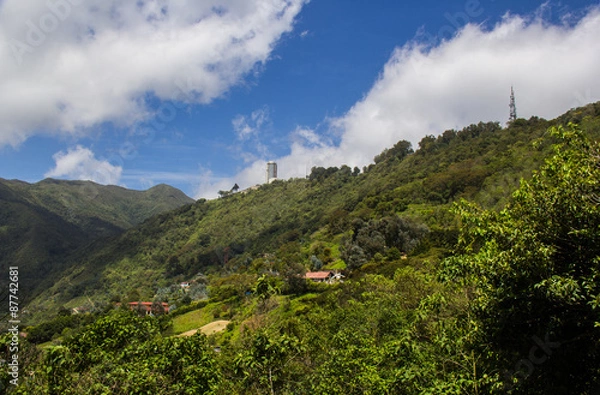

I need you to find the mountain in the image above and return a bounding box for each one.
[24,102,600,321]
[2,179,194,236]
[6,103,600,394]
[0,179,194,304]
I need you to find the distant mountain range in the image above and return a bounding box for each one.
[0,179,193,309]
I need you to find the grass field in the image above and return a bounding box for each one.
[168,302,228,335]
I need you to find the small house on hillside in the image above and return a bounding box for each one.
[305,271,345,284]
[129,301,169,315]
[305,271,334,282]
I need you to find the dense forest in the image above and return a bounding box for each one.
[1,102,599,394]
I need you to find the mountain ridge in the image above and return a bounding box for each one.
[4,103,600,394]
[1,178,194,231]
[0,179,194,305]
[21,101,600,322]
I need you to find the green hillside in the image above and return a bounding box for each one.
[4,103,600,394]
[0,182,90,305]
[0,180,193,304]
[26,102,600,320]
[2,179,194,235]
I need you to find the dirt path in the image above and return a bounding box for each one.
[178,320,230,337]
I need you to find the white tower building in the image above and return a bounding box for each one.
[266,161,278,183]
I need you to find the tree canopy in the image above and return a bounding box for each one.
[442,124,600,393]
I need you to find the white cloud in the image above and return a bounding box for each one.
[195,159,268,198]
[45,145,122,185]
[0,0,307,146]
[232,106,270,140]
[229,106,272,164]
[196,7,600,198]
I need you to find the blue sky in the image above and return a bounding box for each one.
[0,0,599,198]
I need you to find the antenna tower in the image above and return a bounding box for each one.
[509,86,517,122]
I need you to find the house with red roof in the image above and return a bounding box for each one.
[305,271,334,283]
[128,301,169,315]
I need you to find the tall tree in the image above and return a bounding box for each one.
[443,124,600,394]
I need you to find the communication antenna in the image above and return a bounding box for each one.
[509,86,517,122]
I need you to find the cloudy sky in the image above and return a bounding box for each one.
[0,0,599,198]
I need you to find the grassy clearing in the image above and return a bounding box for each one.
[178,320,231,337]
[168,303,223,335]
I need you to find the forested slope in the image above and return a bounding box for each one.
[26,102,600,320]
[4,102,600,394]
[0,179,193,304]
